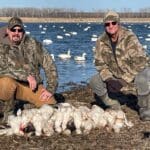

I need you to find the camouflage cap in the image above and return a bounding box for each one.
[103,10,120,23]
[8,17,24,29]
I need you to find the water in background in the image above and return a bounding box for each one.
[1,22,150,92]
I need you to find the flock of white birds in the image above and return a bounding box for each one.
[42,24,149,63]
[25,23,150,64]
[57,49,87,61]
[25,23,99,62]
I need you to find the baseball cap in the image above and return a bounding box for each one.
[8,17,24,29]
[103,10,120,23]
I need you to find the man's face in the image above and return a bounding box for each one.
[104,21,119,35]
[7,26,24,45]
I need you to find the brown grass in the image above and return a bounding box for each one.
[0,17,150,23]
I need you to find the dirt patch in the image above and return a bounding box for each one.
[0,85,150,150]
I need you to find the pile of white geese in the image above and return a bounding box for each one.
[0,102,133,136]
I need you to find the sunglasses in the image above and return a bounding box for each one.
[10,28,24,33]
[105,21,117,27]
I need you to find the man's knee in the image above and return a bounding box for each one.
[35,96,57,108]
[89,74,107,96]
[16,84,57,107]
[89,74,101,87]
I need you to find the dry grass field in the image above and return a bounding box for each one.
[0,17,150,23]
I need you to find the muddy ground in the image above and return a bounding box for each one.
[0,84,149,150]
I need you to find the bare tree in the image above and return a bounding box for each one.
[0,7,149,18]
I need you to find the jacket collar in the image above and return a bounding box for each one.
[100,26,126,45]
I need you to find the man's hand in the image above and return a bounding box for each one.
[27,75,37,91]
[40,88,53,101]
[105,78,127,93]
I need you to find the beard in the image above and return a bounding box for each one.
[12,35,22,45]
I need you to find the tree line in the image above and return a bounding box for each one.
[0,8,150,18]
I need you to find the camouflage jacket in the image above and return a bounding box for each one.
[0,27,58,93]
[94,26,150,93]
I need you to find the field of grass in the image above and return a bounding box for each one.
[0,17,150,23]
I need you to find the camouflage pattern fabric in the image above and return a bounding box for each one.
[7,17,24,30]
[0,29,58,94]
[94,26,150,93]
[103,10,120,23]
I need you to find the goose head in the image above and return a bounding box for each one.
[50,54,55,61]
[82,53,87,57]
[67,49,71,55]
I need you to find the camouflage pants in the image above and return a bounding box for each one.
[135,67,150,96]
[89,67,150,97]
[89,74,107,97]
[0,77,56,107]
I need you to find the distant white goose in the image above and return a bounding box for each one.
[145,38,150,41]
[25,31,30,35]
[43,39,53,45]
[74,52,87,61]
[58,49,71,59]
[57,35,63,39]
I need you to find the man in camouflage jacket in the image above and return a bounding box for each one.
[89,10,150,121]
[0,17,58,121]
